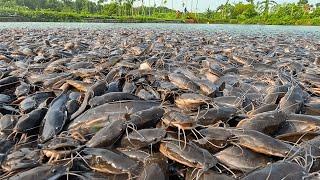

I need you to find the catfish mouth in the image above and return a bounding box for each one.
[42,145,82,162]
[159,143,198,168]
[173,122,197,130]
[52,145,78,151]
[42,146,77,156]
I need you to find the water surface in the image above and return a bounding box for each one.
[0,22,319,38]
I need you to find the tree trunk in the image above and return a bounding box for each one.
[195,0,198,18]
[172,0,173,10]
[191,0,193,13]
[143,0,146,16]
[265,0,269,15]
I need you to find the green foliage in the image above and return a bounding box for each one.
[231,3,257,18]
[257,0,277,15]
[298,0,308,5]
[312,6,320,17]
[101,2,118,16]
[0,0,319,25]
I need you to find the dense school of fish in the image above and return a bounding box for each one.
[0,28,319,179]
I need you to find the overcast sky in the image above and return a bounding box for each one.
[129,0,319,12]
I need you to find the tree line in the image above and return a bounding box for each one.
[0,0,174,15]
[0,0,319,25]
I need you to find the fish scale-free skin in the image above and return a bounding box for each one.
[41,93,68,142]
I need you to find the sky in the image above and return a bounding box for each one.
[129,0,319,12]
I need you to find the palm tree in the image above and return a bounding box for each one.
[163,0,168,13]
[246,0,254,5]
[160,0,164,14]
[153,0,156,16]
[126,0,134,16]
[258,0,277,15]
[171,0,174,10]
[158,0,164,14]
[298,0,310,15]
[195,0,198,18]
[191,0,193,13]
[217,0,230,19]
[117,0,122,16]
[297,0,308,5]
[148,0,151,16]
[97,0,104,12]
[142,0,145,16]
[181,0,185,18]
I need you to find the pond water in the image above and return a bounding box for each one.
[0,22,319,37]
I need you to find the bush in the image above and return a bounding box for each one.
[311,17,320,25]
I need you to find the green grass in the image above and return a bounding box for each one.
[0,7,183,23]
[0,6,319,26]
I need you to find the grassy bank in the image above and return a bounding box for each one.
[0,7,184,23]
[0,2,320,26]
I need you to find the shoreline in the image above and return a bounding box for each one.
[1,10,319,26]
[0,15,184,24]
[1,17,319,26]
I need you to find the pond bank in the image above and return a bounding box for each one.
[1,8,319,25]
[0,15,183,23]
